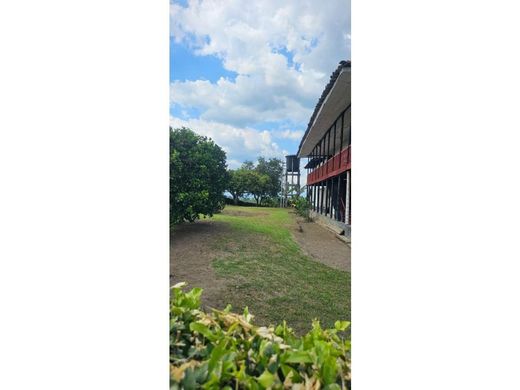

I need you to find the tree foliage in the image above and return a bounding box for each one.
[256,157,284,198]
[245,170,271,205]
[170,127,228,224]
[226,168,250,205]
[241,160,255,171]
[227,158,283,206]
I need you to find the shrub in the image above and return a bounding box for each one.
[261,196,280,208]
[224,197,256,207]
[170,283,351,389]
[292,196,312,221]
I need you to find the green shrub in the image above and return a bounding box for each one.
[261,196,280,208]
[170,283,351,389]
[292,196,312,221]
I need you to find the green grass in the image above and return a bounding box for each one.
[211,205,350,335]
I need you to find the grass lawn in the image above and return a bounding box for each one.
[210,205,350,335]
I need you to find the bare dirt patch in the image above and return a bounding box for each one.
[170,219,231,310]
[291,215,351,272]
[221,209,268,217]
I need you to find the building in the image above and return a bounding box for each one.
[297,60,351,235]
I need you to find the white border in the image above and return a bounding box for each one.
[0,1,169,388]
[2,0,520,388]
[354,0,520,388]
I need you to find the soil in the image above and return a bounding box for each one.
[291,215,351,272]
[170,219,231,310]
[222,209,268,217]
[171,211,351,310]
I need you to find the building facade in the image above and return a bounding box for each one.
[297,61,351,235]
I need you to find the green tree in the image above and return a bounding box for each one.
[170,127,228,224]
[237,158,283,206]
[255,157,284,199]
[241,160,255,170]
[226,168,249,205]
[246,170,270,205]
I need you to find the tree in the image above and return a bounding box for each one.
[245,170,270,205]
[241,160,255,170]
[236,158,284,206]
[170,127,228,224]
[227,168,249,205]
[255,157,284,199]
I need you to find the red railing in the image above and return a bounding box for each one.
[307,145,350,185]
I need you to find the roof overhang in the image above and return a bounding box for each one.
[297,67,351,157]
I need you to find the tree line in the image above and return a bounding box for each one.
[227,157,283,206]
[171,127,284,225]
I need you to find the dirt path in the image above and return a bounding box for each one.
[170,219,230,310]
[291,216,351,272]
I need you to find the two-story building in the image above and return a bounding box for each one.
[297,60,351,236]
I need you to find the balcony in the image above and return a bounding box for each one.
[307,145,351,185]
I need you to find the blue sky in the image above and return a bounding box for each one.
[170,0,351,169]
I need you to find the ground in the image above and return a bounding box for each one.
[170,205,351,334]
[292,217,351,271]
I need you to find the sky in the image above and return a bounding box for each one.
[170,0,351,170]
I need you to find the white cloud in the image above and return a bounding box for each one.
[226,159,243,169]
[274,129,304,141]
[171,74,315,127]
[170,0,351,128]
[170,116,286,165]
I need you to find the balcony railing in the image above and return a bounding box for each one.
[307,145,351,185]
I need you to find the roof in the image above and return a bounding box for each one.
[297,60,351,157]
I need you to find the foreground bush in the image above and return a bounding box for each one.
[170,283,351,389]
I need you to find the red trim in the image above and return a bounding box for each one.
[307,145,351,185]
